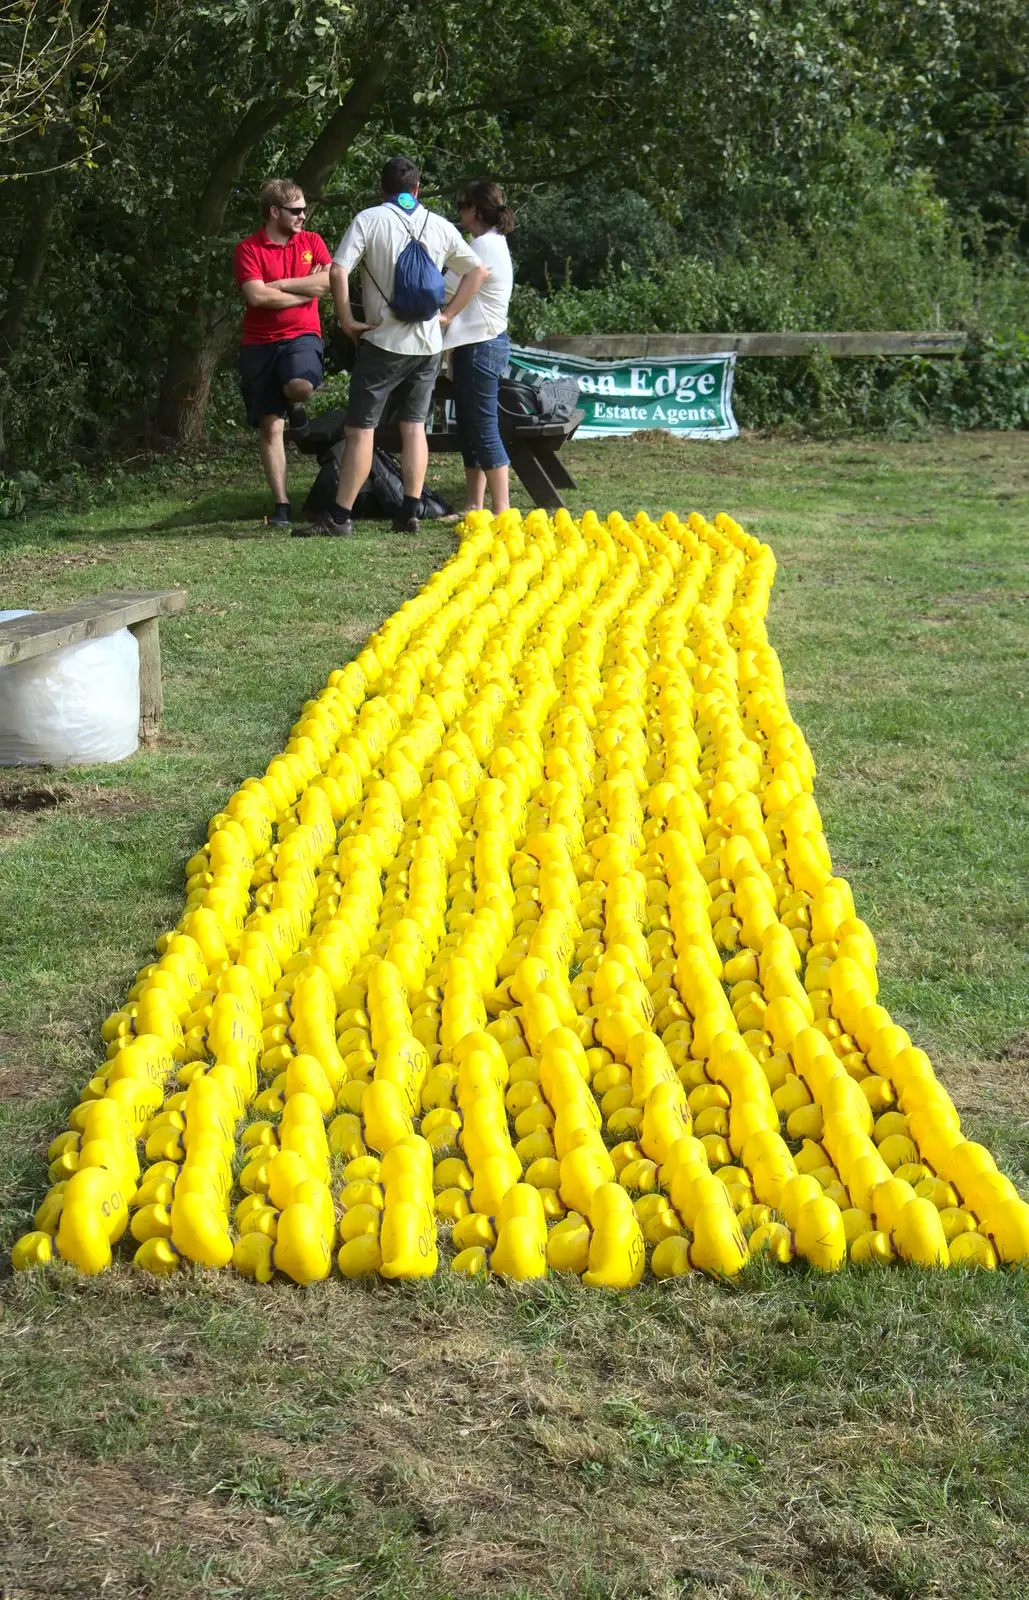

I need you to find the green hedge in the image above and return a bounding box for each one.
[508,188,1029,435]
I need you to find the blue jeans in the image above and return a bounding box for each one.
[451,333,510,471]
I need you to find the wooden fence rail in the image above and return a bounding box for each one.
[536,332,968,359]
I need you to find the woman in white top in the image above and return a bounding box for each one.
[441,181,515,515]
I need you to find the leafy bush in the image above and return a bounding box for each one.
[511,182,679,292]
[0,471,40,518]
[509,178,1029,435]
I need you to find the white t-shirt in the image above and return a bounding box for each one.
[442,231,514,350]
[333,203,483,356]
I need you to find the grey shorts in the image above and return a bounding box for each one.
[345,340,441,430]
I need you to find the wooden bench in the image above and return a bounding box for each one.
[292,394,585,511]
[381,413,583,510]
[0,589,187,740]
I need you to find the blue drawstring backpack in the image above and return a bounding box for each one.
[366,199,446,323]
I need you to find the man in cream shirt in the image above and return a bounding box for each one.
[312,155,487,537]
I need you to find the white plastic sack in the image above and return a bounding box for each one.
[0,610,140,765]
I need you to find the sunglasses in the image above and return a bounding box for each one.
[278,204,306,215]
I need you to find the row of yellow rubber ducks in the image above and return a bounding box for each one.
[13,507,1027,1284]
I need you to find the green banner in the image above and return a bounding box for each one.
[508,344,738,440]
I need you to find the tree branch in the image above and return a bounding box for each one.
[294,55,392,198]
[194,82,301,235]
[400,63,601,120]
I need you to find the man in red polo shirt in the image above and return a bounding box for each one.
[234,179,332,528]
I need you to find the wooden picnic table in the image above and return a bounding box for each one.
[291,377,585,511]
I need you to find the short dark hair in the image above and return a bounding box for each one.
[381,156,420,194]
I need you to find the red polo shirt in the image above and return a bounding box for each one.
[234,227,332,345]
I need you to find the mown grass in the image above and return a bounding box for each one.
[1,431,1028,1599]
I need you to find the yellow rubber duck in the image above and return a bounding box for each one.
[361,1079,414,1152]
[339,1202,382,1243]
[524,1156,562,1191]
[33,1184,66,1234]
[381,1135,434,1188]
[635,1194,683,1245]
[686,1203,750,1277]
[737,1203,773,1237]
[850,1230,896,1267]
[471,1152,521,1215]
[559,1144,614,1215]
[452,1213,497,1251]
[582,1184,645,1289]
[284,1052,337,1115]
[841,1206,873,1243]
[55,1167,129,1274]
[169,1192,233,1268]
[891,1197,949,1267]
[292,1177,336,1245]
[344,1154,382,1184]
[379,1200,438,1279]
[339,1178,383,1213]
[273,1201,332,1283]
[983,1198,1029,1265]
[435,1186,471,1223]
[793,1196,846,1272]
[130,1202,174,1243]
[937,1206,977,1242]
[491,1212,548,1281]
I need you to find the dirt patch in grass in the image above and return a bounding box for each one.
[0,1033,52,1104]
[0,548,116,585]
[935,1049,1029,1141]
[0,774,152,840]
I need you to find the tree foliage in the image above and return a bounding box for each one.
[0,0,109,178]
[0,0,1024,467]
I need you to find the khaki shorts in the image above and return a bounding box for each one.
[345,340,441,429]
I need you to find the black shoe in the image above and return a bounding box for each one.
[267,502,292,528]
[307,509,354,538]
[393,514,421,535]
[287,403,309,436]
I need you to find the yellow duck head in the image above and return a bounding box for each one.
[546,1212,591,1274]
[134,1237,182,1276]
[338,1232,384,1277]
[232,1232,276,1282]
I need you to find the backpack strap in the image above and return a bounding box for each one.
[363,205,434,308]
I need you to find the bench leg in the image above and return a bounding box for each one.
[541,450,577,491]
[508,443,566,510]
[131,617,163,740]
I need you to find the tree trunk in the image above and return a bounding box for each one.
[154,91,299,442]
[156,305,236,447]
[0,173,58,466]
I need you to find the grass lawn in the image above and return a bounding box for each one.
[1,430,1028,1600]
